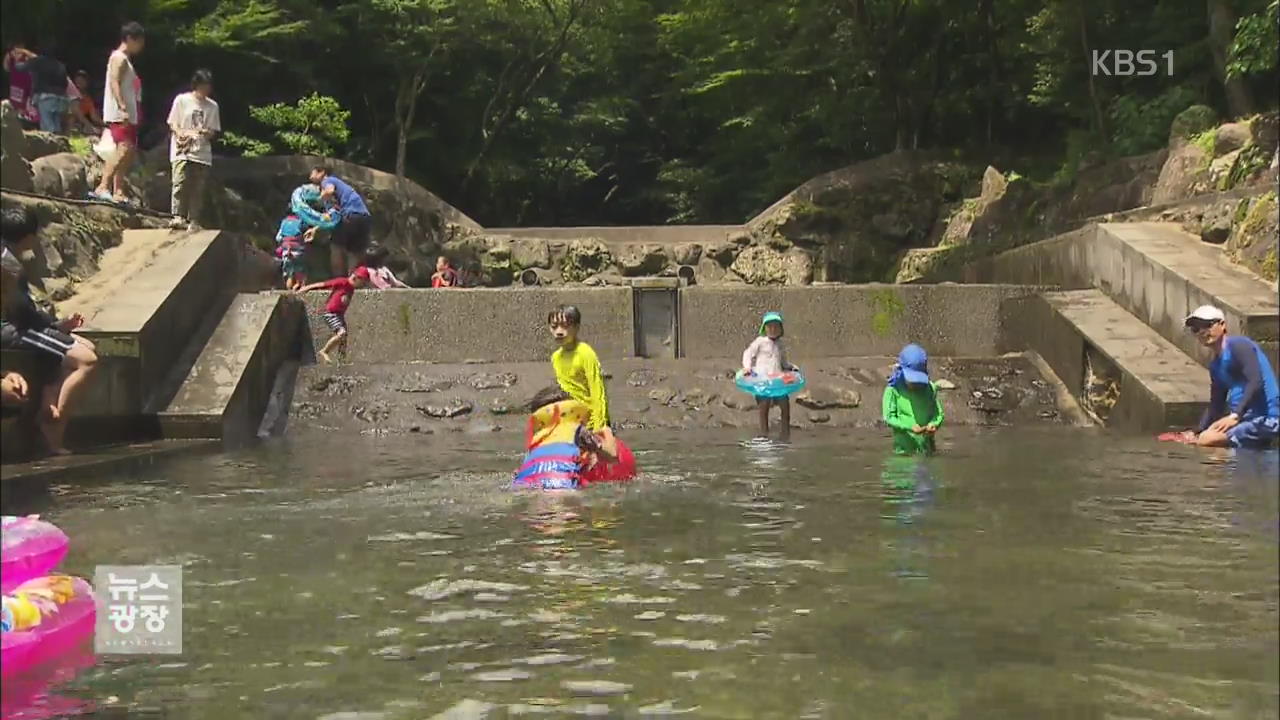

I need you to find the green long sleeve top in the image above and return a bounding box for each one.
[882,382,945,455]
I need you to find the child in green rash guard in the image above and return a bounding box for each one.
[882,344,944,455]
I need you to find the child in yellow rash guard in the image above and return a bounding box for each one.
[548,305,610,432]
[882,344,945,455]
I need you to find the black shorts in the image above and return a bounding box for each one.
[332,213,372,254]
[15,326,75,364]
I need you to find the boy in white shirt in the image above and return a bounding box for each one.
[166,69,221,229]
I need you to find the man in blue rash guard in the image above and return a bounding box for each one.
[1184,305,1280,449]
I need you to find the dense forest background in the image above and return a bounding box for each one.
[2,0,1276,226]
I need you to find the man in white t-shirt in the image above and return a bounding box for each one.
[91,22,145,205]
[165,69,221,229]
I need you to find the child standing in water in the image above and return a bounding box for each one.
[742,311,797,440]
[882,344,944,454]
[296,266,370,364]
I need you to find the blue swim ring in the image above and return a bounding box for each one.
[290,184,340,230]
[735,368,806,398]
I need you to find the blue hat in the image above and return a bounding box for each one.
[897,344,930,385]
[759,311,784,335]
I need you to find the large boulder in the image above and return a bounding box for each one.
[1,101,33,192]
[672,242,702,266]
[560,238,612,282]
[749,151,974,283]
[511,237,552,269]
[30,153,89,199]
[1226,191,1278,281]
[20,131,71,162]
[617,243,669,276]
[730,245,812,285]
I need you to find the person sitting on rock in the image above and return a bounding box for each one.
[1183,305,1279,449]
[363,243,409,289]
[431,256,458,288]
[69,70,103,134]
[0,207,99,455]
[882,344,944,455]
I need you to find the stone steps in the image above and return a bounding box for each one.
[158,293,306,443]
[62,228,238,417]
[1010,289,1208,431]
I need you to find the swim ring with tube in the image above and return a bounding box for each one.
[1,575,96,678]
[513,400,636,490]
[290,184,340,231]
[2,516,69,594]
[735,368,806,399]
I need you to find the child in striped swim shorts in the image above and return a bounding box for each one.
[296,266,370,364]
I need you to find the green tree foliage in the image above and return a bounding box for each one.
[2,0,1277,225]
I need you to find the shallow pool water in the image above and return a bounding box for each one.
[6,427,1279,719]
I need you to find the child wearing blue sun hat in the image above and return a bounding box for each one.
[882,343,944,454]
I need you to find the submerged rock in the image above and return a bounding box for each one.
[407,578,528,601]
[561,680,633,696]
[417,400,474,418]
[469,372,518,390]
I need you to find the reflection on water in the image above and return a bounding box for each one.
[2,427,1276,719]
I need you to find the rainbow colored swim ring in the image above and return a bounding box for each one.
[290,184,340,230]
[735,368,806,399]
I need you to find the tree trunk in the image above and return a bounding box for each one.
[1207,0,1256,118]
[1078,5,1108,138]
[393,66,432,178]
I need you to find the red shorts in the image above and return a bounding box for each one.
[107,122,137,146]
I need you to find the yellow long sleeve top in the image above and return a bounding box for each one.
[551,340,610,430]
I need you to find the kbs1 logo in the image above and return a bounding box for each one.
[1091,50,1174,76]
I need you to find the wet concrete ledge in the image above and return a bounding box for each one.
[0,439,216,490]
[160,293,306,443]
[1008,289,1208,431]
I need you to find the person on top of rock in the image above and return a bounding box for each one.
[91,21,146,206]
[306,166,372,279]
[363,243,409,289]
[8,40,69,134]
[166,68,221,230]
[295,265,371,364]
[4,43,40,128]
[742,311,798,441]
[882,344,945,455]
[431,256,459,288]
[1182,305,1279,449]
[69,70,103,134]
[0,206,99,455]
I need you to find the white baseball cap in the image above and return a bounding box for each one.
[1184,304,1226,324]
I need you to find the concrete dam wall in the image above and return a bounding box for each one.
[298,283,1045,364]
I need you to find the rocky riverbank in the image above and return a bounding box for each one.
[289,355,1072,436]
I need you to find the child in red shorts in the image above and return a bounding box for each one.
[296,266,369,364]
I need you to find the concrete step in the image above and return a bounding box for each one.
[158,293,306,443]
[1009,289,1208,431]
[56,228,237,418]
[1093,223,1278,365]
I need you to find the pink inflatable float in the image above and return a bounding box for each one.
[2,576,97,678]
[1,516,69,594]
